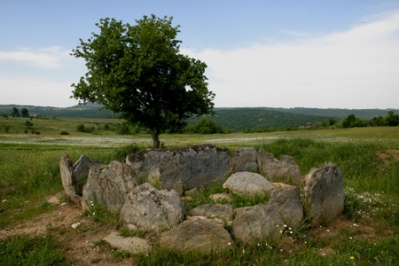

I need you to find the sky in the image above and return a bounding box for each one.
[0,0,399,109]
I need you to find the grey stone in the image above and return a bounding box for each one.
[120,183,185,231]
[257,149,301,184]
[103,231,152,255]
[60,153,75,199]
[209,193,233,203]
[159,219,233,254]
[72,155,94,196]
[126,144,231,195]
[82,161,138,211]
[232,204,284,243]
[229,148,258,174]
[189,204,234,221]
[60,153,96,202]
[223,172,275,197]
[267,186,304,228]
[304,163,344,227]
[185,188,200,197]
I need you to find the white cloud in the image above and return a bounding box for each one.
[0,46,69,69]
[0,75,78,107]
[184,10,399,108]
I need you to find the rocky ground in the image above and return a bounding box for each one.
[0,192,381,266]
[0,198,133,265]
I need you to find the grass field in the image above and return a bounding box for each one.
[0,116,398,265]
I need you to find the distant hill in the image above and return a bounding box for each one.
[191,108,334,131]
[263,107,396,120]
[0,103,117,118]
[1,104,397,131]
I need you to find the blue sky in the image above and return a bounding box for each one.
[1,0,399,108]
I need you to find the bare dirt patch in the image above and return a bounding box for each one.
[377,149,399,163]
[0,200,133,265]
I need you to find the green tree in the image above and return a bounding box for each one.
[185,117,224,134]
[71,15,214,148]
[385,111,399,126]
[11,107,20,117]
[21,108,29,117]
[341,114,366,128]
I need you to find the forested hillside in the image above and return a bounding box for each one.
[1,104,397,132]
[190,108,334,131]
[267,107,395,120]
[0,103,116,118]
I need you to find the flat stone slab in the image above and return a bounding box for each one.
[103,231,152,255]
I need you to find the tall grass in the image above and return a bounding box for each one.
[1,137,399,265]
[0,234,66,265]
[0,145,115,228]
[259,138,398,194]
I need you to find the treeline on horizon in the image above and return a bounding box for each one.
[1,104,398,134]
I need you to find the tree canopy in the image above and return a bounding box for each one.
[21,108,29,117]
[71,15,215,148]
[11,107,20,117]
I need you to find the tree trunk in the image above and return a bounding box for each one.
[150,128,161,149]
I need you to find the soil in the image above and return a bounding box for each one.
[0,200,133,265]
[377,149,399,163]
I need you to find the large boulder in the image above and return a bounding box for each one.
[189,204,234,222]
[267,186,304,228]
[232,204,284,243]
[223,172,275,197]
[229,148,258,174]
[304,163,344,227]
[82,161,138,212]
[120,183,185,231]
[126,144,231,195]
[257,149,301,184]
[60,153,95,202]
[159,219,233,254]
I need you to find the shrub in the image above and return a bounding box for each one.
[116,123,131,135]
[76,124,95,133]
[24,120,34,127]
[113,143,143,162]
[185,117,224,134]
[60,131,70,135]
[76,124,85,132]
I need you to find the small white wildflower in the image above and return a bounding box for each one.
[228,242,232,246]
[284,224,288,228]
[349,237,353,240]
[71,222,81,229]
[242,249,245,254]
[326,229,330,232]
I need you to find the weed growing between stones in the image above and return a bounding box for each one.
[85,199,119,225]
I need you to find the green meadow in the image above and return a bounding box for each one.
[0,116,398,265]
